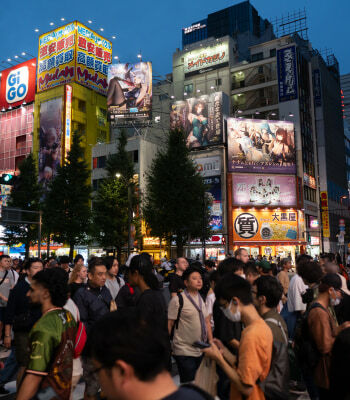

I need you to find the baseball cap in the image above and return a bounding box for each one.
[321,273,342,290]
[257,260,272,271]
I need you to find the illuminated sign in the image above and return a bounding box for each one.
[192,156,221,177]
[277,46,298,102]
[320,191,330,238]
[303,173,316,189]
[0,59,36,108]
[184,42,229,76]
[309,217,319,229]
[64,85,72,159]
[183,22,207,34]
[310,236,320,246]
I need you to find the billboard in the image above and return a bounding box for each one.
[184,42,229,77]
[232,209,298,242]
[38,97,63,188]
[0,59,36,108]
[277,46,298,102]
[227,118,296,173]
[37,22,112,94]
[107,62,152,121]
[205,176,222,231]
[232,174,297,207]
[170,92,223,149]
[64,85,72,159]
[193,156,221,177]
[320,191,330,238]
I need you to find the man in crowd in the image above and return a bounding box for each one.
[234,248,249,264]
[59,255,72,275]
[168,266,213,383]
[0,255,16,341]
[169,257,188,297]
[74,254,85,268]
[244,262,259,286]
[277,258,292,303]
[203,274,273,399]
[16,267,76,400]
[4,258,43,388]
[84,309,213,400]
[73,258,112,400]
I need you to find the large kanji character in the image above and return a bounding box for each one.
[87,42,95,54]
[47,56,55,70]
[234,213,258,239]
[94,60,102,72]
[77,51,86,65]
[102,64,109,75]
[78,36,87,50]
[48,42,56,55]
[289,213,296,221]
[272,213,279,221]
[39,60,47,73]
[103,51,111,63]
[86,56,94,68]
[39,45,48,59]
[57,38,65,52]
[281,212,288,221]
[65,34,75,48]
[64,49,74,63]
[56,53,64,66]
[95,47,103,59]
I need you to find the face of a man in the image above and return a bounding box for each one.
[92,361,124,400]
[184,272,203,291]
[28,281,47,305]
[61,263,70,271]
[89,265,107,288]
[0,257,11,270]
[27,262,44,280]
[237,250,249,264]
[176,257,189,273]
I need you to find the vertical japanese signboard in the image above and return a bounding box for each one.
[64,85,72,159]
[320,191,330,238]
[277,46,298,102]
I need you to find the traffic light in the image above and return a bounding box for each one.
[0,174,15,185]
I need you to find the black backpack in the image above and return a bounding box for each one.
[259,318,290,400]
[170,292,184,340]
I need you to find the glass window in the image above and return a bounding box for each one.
[184,84,193,93]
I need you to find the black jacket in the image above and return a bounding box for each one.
[73,284,112,335]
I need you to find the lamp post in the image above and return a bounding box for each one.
[116,173,133,257]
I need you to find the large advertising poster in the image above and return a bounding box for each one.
[0,59,36,109]
[205,176,222,231]
[170,92,223,149]
[75,22,112,95]
[232,174,297,207]
[38,98,63,188]
[107,62,152,121]
[37,23,76,92]
[277,46,298,102]
[232,209,298,242]
[184,42,229,77]
[227,118,296,173]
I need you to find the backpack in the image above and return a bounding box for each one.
[170,292,184,340]
[259,318,289,400]
[294,302,329,369]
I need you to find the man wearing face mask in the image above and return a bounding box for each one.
[307,273,350,399]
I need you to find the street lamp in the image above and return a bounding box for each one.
[116,173,133,257]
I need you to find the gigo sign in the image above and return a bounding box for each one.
[0,59,36,109]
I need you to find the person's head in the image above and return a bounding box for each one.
[25,258,44,281]
[128,255,159,290]
[83,309,171,400]
[43,166,53,180]
[280,258,292,271]
[0,255,11,270]
[28,267,68,308]
[318,273,342,307]
[204,259,215,272]
[105,256,119,278]
[47,259,58,269]
[175,257,188,274]
[234,248,249,264]
[217,257,244,277]
[257,260,273,276]
[215,273,252,322]
[194,100,205,116]
[320,253,338,274]
[252,276,283,314]
[296,254,312,270]
[74,254,84,267]
[59,255,71,271]
[69,264,87,284]
[209,270,220,290]
[88,258,107,288]
[182,266,203,292]
[298,261,324,287]
[244,262,260,285]
[275,127,288,144]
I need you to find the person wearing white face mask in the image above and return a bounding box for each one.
[307,273,350,399]
[202,274,273,400]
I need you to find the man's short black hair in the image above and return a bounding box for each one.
[0,255,10,262]
[320,252,335,263]
[298,261,323,284]
[88,257,106,275]
[215,273,252,305]
[74,254,84,264]
[59,255,70,264]
[254,276,283,308]
[104,256,116,271]
[32,267,68,307]
[217,257,244,276]
[83,309,171,381]
[204,260,215,269]
[183,266,202,282]
[26,258,43,270]
[244,261,259,276]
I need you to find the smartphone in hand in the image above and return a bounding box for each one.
[192,340,211,349]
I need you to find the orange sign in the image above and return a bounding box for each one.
[233,209,298,242]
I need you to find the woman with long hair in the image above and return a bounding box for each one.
[68,264,87,298]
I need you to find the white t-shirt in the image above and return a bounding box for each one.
[287,274,308,312]
[205,291,216,329]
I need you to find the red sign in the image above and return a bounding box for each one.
[0,59,36,109]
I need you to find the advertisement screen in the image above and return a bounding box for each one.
[0,59,36,109]
[184,42,229,77]
[107,62,152,121]
[232,174,296,207]
[38,97,63,188]
[205,176,222,231]
[170,92,223,149]
[232,209,298,242]
[227,118,296,173]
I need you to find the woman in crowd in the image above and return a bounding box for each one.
[68,264,87,298]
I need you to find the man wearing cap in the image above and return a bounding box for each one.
[257,260,273,276]
[308,273,350,398]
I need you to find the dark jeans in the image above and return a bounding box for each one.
[0,347,18,385]
[174,355,203,383]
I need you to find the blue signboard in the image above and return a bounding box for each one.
[277,46,298,102]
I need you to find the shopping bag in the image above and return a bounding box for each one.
[194,356,219,397]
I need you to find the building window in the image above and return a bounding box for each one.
[133,150,139,163]
[251,52,263,62]
[184,84,193,93]
[93,156,106,169]
[78,100,86,113]
[16,135,26,150]
[215,78,222,86]
[270,49,276,57]
[159,94,168,101]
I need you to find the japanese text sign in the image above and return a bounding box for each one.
[277,46,298,102]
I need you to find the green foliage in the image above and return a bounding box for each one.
[42,130,91,257]
[142,129,211,256]
[2,153,42,257]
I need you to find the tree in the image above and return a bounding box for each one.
[143,129,211,257]
[2,153,42,258]
[43,130,91,259]
[92,129,136,261]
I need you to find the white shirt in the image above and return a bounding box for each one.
[287,274,308,312]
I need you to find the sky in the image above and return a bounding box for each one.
[0,0,349,77]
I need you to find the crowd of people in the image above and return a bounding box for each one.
[0,249,349,399]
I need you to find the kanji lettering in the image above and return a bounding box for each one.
[78,36,87,50]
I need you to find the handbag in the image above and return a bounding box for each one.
[194,356,218,397]
[74,320,87,358]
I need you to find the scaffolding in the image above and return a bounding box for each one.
[272,8,308,40]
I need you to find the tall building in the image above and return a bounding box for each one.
[341,73,350,120]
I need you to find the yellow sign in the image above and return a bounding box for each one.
[320,191,330,238]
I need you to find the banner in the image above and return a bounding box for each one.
[0,59,36,108]
[320,191,330,238]
[205,175,222,231]
[107,62,152,120]
[38,97,63,189]
[170,92,223,149]
[232,174,296,207]
[227,118,296,173]
[232,209,298,242]
[277,46,298,102]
